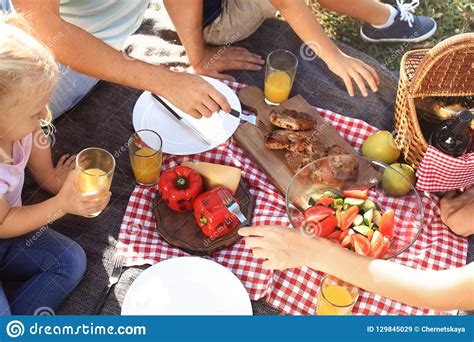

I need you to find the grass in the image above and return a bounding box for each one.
[307,0,473,70]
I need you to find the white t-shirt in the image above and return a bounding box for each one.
[60,0,150,50]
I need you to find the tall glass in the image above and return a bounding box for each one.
[75,148,115,218]
[129,129,163,186]
[316,275,359,315]
[264,49,298,105]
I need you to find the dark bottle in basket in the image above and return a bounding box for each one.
[429,110,472,157]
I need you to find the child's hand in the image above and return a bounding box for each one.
[192,46,265,81]
[440,187,474,237]
[326,52,379,97]
[50,154,76,193]
[56,171,112,218]
[239,226,324,270]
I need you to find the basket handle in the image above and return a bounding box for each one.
[411,33,474,95]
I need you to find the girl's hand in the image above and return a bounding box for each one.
[56,171,112,218]
[49,154,76,193]
[326,52,379,97]
[239,226,321,270]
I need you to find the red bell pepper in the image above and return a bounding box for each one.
[158,166,203,212]
[193,187,239,238]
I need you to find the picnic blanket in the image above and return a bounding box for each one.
[117,79,468,316]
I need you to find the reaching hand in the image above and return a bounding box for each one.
[160,72,232,119]
[326,52,379,97]
[56,171,111,218]
[239,226,323,270]
[191,46,264,81]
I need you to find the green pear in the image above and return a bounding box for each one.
[382,163,417,196]
[362,131,401,164]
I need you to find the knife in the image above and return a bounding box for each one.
[151,93,212,146]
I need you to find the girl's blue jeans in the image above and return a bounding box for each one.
[0,228,86,315]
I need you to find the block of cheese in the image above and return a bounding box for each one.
[181,162,242,194]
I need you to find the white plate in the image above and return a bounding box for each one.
[121,257,253,315]
[133,76,241,155]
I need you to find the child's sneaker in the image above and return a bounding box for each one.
[360,0,437,43]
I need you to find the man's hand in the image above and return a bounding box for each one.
[326,51,379,97]
[159,72,232,118]
[191,46,264,81]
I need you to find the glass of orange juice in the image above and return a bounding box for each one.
[129,129,163,186]
[75,148,115,218]
[264,49,298,105]
[316,275,359,315]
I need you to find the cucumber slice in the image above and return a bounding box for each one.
[331,198,344,208]
[323,190,343,199]
[353,214,364,226]
[362,199,377,212]
[344,197,365,206]
[352,225,373,237]
[373,210,382,227]
[363,209,374,226]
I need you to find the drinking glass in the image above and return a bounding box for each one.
[75,147,115,218]
[129,129,163,186]
[264,49,298,105]
[316,275,359,315]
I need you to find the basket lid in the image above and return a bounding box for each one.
[411,33,474,98]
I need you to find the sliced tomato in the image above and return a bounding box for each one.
[340,206,360,231]
[350,234,371,256]
[304,205,333,223]
[316,196,335,206]
[327,230,342,240]
[318,214,337,238]
[379,209,395,237]
[340,230,351,247]
[342,187,369,199]
[370,230,385,258]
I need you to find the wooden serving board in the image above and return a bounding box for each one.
[153,180,254,256]
[233,86,357,194]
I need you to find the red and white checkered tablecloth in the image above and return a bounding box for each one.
[416,146,474,192]
[117,79,468,315]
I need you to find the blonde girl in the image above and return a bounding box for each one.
[0,14,110,315]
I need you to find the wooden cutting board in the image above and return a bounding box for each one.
[233,86,357,194]
[154,180,254,256]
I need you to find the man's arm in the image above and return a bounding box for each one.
[13,0,230,118]
[270,0,379,97]
[163,0,264,81]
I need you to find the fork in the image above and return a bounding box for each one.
[93,252,125,314]
[217,188,248,224]
[256,119,268,132]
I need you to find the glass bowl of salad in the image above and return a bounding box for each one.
[286,155,423,259]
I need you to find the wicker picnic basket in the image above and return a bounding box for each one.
[394,33,474,169]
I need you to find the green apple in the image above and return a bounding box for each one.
[382,163,417,196]
[362,131,401,164]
